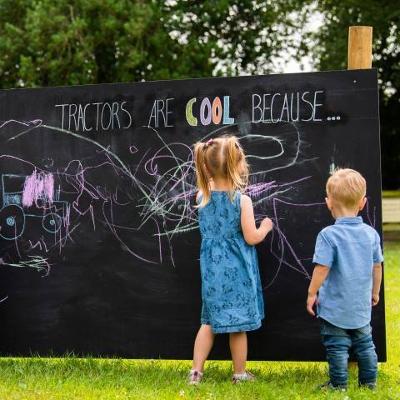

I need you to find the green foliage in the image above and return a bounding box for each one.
[300,0,400,189]
[0,0,176,85]
[382,190,400,198]
[0,0,398,188]
[0,0,301,87]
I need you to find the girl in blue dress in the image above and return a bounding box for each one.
[189,135,273,384]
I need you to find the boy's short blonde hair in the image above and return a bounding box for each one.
[326,168,366,208]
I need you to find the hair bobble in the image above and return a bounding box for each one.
[204,138,214,148]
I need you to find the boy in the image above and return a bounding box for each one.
[307,168,383,390]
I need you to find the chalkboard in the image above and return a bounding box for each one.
[0,69,385,361]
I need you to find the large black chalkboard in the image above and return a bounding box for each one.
[0,69,385,361]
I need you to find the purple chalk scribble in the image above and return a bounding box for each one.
[0,118,379,295]
[22,170,54,207]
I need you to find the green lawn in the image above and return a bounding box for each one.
[382,190,400,198]
[0,243,399,399]
[383,224,400,241]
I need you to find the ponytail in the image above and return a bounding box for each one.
[194,135,248,207]
[194,141,211,207]
[226,136,248,193]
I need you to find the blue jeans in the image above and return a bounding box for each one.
[320,319,378,387]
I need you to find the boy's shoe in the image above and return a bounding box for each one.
[359,382,377,390]
[319,381,347,391]
[188,369,203,385]
[232,371,256,384]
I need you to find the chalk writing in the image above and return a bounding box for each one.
[55,101,133,132]
[252,90,324,123]
[185,96,235,126]
[147,98,174,128]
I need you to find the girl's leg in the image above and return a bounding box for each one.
[229,332,247,374]
[192,324,215,372]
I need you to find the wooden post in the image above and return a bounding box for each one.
[348,26,373,69]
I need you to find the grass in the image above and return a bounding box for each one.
[0,243,399,399]
[382,191,400,198]
[384,224,400,232]
[383,224,400,242]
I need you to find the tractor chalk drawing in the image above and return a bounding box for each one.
[0,172,68,240]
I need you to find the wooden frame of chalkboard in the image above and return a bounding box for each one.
[0,69,385,361]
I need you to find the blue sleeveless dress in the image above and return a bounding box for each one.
[198,191,264,333]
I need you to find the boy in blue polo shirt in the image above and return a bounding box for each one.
[307,168,383,390]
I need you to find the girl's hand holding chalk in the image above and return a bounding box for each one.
[260,217,273,234]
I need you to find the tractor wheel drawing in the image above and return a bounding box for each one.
[0,205,26,240]
[42,212,62,234]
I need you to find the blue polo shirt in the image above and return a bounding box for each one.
[313,216,383,329]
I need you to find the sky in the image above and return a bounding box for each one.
[280,10,324,73]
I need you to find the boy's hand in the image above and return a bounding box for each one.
[372,263,382,307]
[307,265,329,316]
[306,294,318,316]
[260,217,273,233]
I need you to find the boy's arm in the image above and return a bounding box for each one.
[306,265,330,316]
[372,262,382,306]
[371,231,384,306]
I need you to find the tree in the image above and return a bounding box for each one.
[3,0,395,186]
[0,0,302,87]
[0,0,189,86]
[300,0,400,189]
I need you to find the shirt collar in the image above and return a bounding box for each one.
[335,216,363,225]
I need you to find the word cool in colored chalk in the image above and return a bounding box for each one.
[185,96,235,126]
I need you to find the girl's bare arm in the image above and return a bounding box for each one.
[240,194,273,245]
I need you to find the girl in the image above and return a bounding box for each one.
[189,135,273,385]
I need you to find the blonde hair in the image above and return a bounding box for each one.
[194,135,249,207]
[326,168,366,208]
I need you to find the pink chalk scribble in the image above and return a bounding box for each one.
[22,170,54,207]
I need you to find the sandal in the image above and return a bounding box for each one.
[188,369,203,385]
[232,370,255,384]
